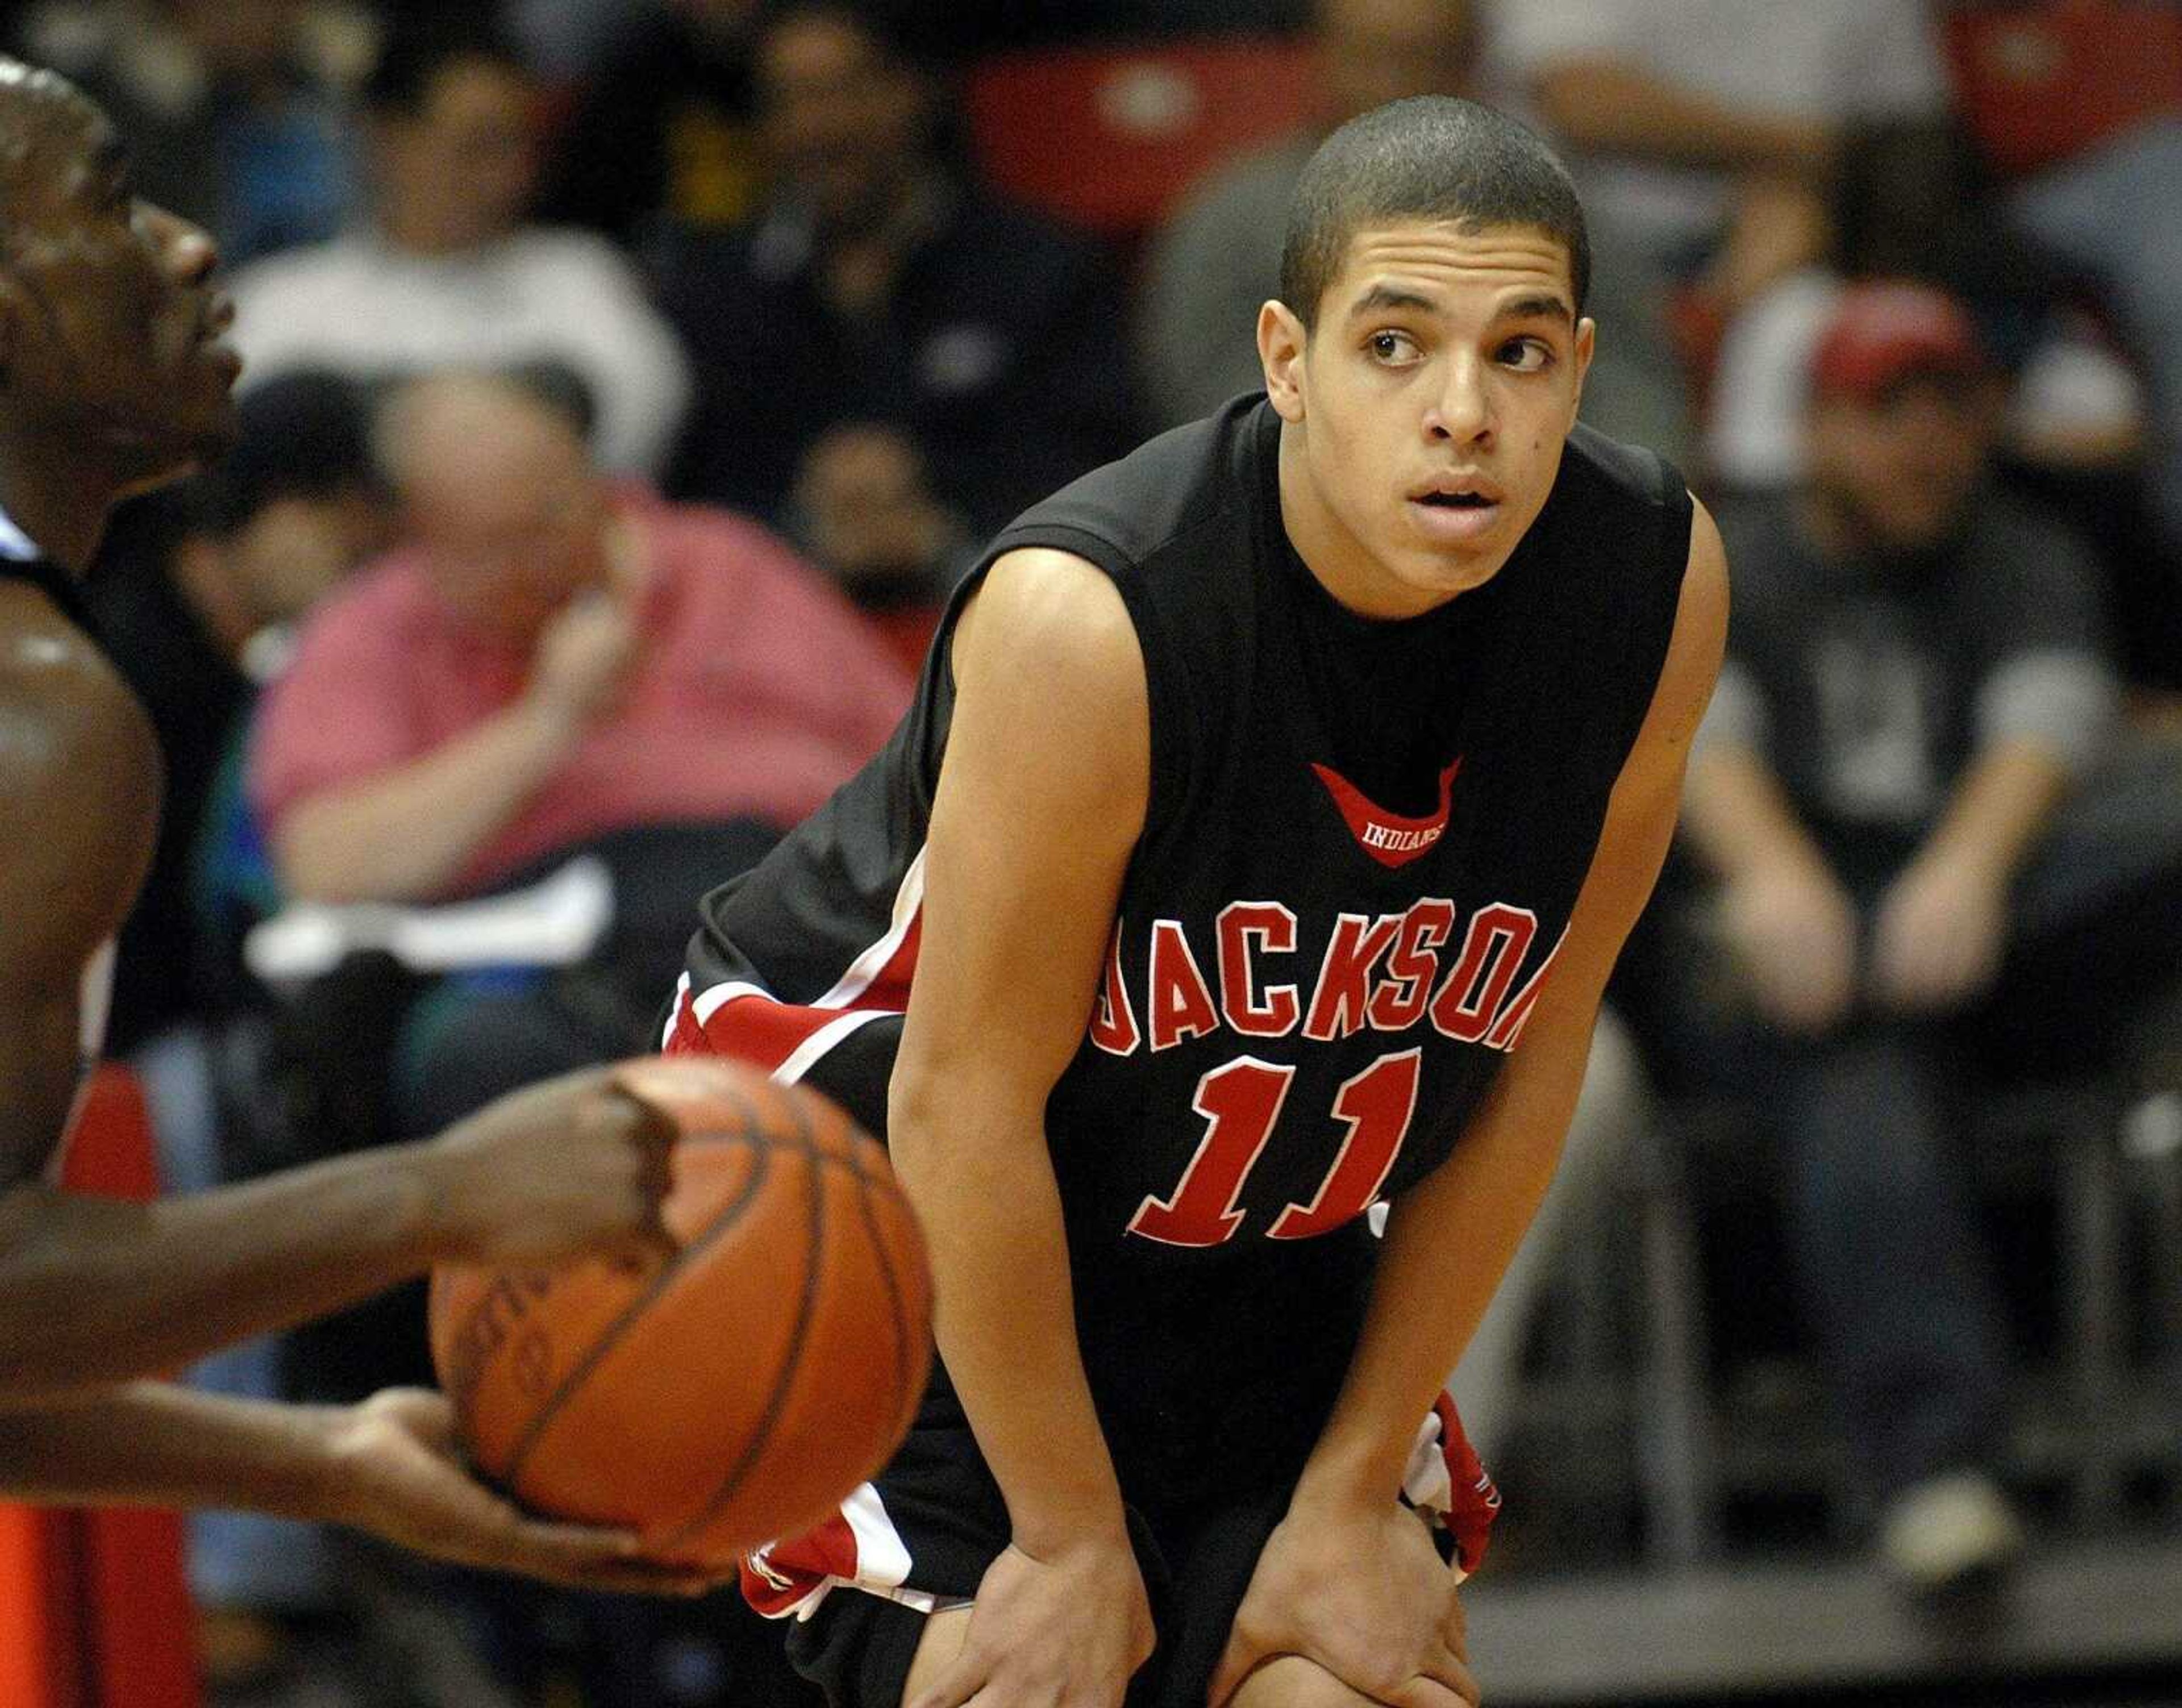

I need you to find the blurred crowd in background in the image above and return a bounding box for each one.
[6,0,2180,1703]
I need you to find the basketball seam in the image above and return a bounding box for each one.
[654,1084,828,1557]
[492,1132,769,1494]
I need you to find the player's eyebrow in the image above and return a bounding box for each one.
[1492,293,1575,326]
[1346,284,1440,322]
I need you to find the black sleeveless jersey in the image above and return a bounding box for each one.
[0,552,98,637]
[676,398,1688,1466]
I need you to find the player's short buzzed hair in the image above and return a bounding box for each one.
[1279,96,1590,330]
[0,59,94,227]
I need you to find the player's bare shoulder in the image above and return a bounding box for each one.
[947,547,1150,820]
[0,581,161,982]
[953,548,1144,690]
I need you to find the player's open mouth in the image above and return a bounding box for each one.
[1408,478,1502,541]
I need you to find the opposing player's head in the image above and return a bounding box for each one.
[376,365,611,648]
[1259,97,1592,616]
[0,60,239,489]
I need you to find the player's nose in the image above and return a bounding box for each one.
[1423,353,1492,445]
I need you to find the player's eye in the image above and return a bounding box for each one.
[1367,330,1421,365]
[1498,337,1555,373]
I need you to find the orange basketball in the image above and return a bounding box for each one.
[428,1056,932,1568]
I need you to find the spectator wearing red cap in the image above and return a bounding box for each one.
[1629,280,2182,1594]
[1805,280,1990,401]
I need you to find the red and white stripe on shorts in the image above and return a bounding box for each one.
[1404,1389,1500,1582]
[742,1481,958,1622]
[661,850,925,1080]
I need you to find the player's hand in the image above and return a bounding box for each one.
[1869,847,2008,1015]
[526,588,641,733]
[1209,1499,1476,1708]
[1717,855,1858,1035]
[424,1067,675,1269]
[907,1531,1154,1708]
[322,1388,721,1594]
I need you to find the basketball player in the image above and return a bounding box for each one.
[665,97,1726,1703]
[0,60,705,1593]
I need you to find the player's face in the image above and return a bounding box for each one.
[0,93,239,480]
[1260,219,1592,618]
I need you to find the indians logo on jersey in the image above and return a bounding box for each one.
[1311,760,1461,869]
[1086,895,1557,1060]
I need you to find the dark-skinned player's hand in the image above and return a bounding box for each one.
[1208,1497,1477,1708]
[323,1388,725,1594]
[907,1530,1155,1708]
[423,1066,676,1271]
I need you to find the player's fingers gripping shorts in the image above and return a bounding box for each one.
[663,993,1501,1707]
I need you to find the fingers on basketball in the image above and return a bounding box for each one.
[430,1055,933,1570]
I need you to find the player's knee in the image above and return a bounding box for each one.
[1227,1655,1382,1708]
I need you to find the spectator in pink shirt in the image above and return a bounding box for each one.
[253,365,909,904]
[248,364,913,1143]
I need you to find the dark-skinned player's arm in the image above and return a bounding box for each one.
[885,548,1158,1708]
[1211,502,1730,1708]
[0,624,675,1403]
[0,1384,720,1594]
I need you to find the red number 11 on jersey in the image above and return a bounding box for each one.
[1127,1049,1423,1247]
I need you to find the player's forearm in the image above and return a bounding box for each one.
[0,1382,351,1519]
[0,1140,465,1401]
[273,699,576,904]
[1531,60,1834,180]
[887,1070,1128,1550]
[1298,1005,1594,1509]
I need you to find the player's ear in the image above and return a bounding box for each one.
[1259,299,1306,422]
[1567,315,1596,431]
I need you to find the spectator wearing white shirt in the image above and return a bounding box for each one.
[1493,0,1950,466]
[230,19,692,477]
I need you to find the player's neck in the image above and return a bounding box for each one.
[0,434,122,576]
[1275,426,1488,622]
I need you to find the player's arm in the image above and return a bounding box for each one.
[0,1045,683,1403]
[0,645,674,1400]
[886,549,1157,1708]
[0,1381,713,1593]
[1213,504,1729,1708]
[0,626,157,1191]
